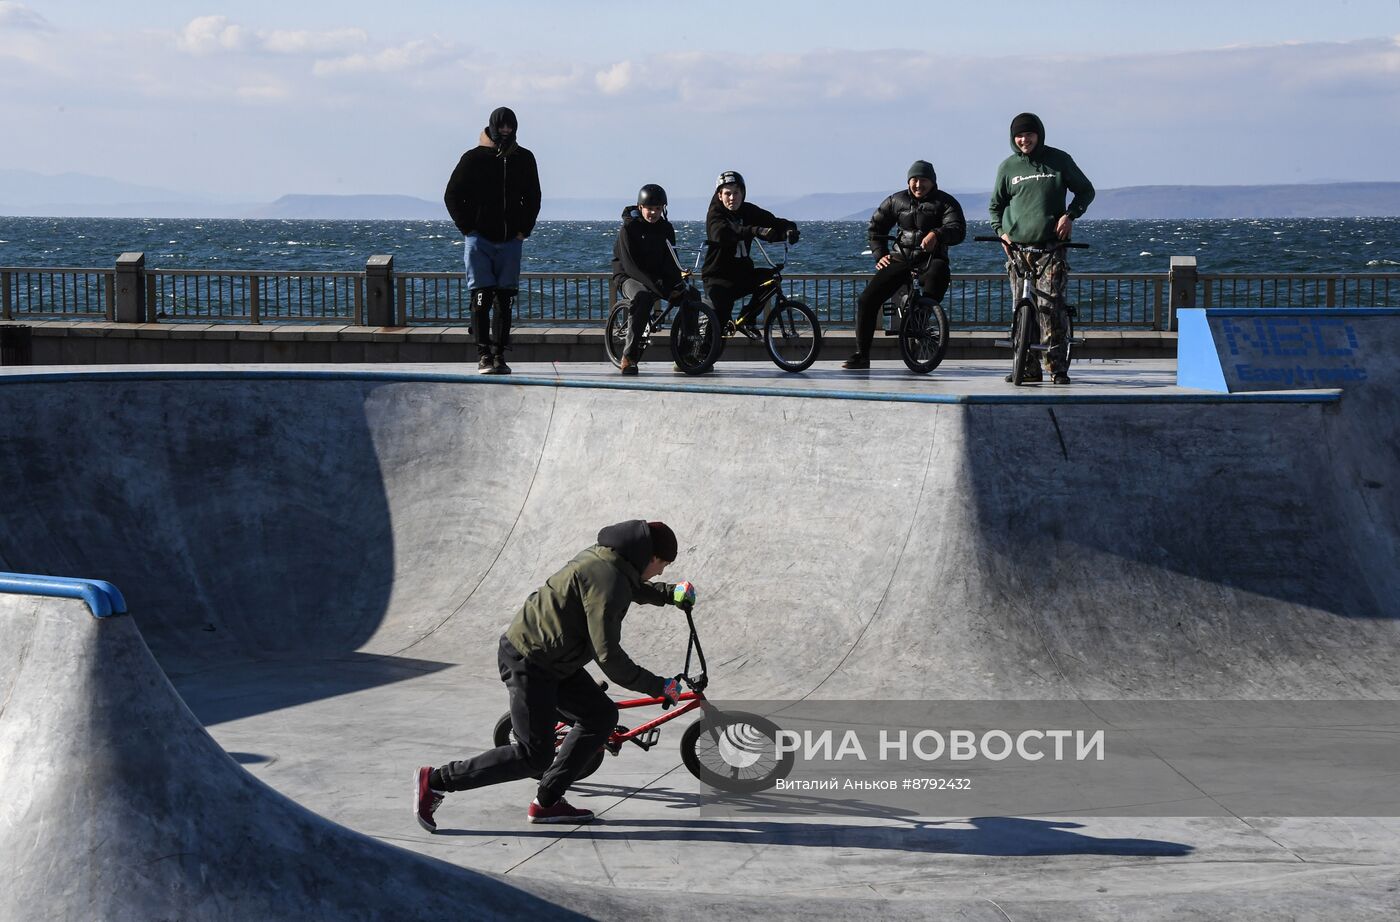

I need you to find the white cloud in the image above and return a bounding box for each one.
[595,60,632,94]
[0,1,51,32]
[177,16,249,55]
[177,16,367,57]
[312,39,451,76]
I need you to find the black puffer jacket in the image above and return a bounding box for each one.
[702,196,796,280]
[611,207,683,299]
[868,189,967,261]
[443,131,542,243]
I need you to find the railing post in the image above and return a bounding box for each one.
[1168,256,1197,332]
[1326,277,1336,308]
[114,252,146,323]
[1,269,12,320]
[365,255,394,327]
[248,274,261,324]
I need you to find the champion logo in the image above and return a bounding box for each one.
[1011,174,1053,186]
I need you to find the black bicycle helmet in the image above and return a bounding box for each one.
[715,170,746,191]
[637,183,668,207]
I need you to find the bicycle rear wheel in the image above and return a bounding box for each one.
[1010,301,1033,386]
[897,298,949,374]
[492,712,604,782]
[764,299,821,373]
[680,710,794,794]
[603,302,630,368]
[670,301,721,375]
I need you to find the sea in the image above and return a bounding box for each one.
[1,216,1398,276]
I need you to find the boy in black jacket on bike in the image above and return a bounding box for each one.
[611,184,688,375]
[702,170,799,332]
[844,160,966,370]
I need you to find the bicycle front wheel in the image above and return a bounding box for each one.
[1010,301,1034,386]
[897,298,949,374]
[680,710,794,794]
[764,299,821,373]
[603,302,630,368]
[670,301,721,375]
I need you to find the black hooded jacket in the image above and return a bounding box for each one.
[611,207,684,300]
[868,189,967,262]
[503,520,674,696]
[444,129,542,243]
[702,196,797,280]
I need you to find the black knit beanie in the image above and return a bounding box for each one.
[1010,113,1040,137]
[647,521,678,562]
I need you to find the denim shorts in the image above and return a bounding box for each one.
[463,234,524,291]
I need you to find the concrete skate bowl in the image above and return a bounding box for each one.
[2,368,1399,920]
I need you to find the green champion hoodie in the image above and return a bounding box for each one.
[505,520,675,697]
[988,113,1095,244]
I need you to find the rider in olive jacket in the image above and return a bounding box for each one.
[988,112,1094,245]
[505,519,677,697]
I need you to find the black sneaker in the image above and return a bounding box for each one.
[1052,373,1071,385]
[1005,370,1043,383]
[841,353,870,370]
[477,355,496,373]
[493,355,511,375]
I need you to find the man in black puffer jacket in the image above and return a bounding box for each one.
[611,184,688,374]
[444,106,542,375]
[844,160,966,370]
[701,170,799,333]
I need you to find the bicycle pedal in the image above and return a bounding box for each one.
[636,728,661,748]
[993,339,1013,349]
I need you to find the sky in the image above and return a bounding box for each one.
[1,1,1398,203]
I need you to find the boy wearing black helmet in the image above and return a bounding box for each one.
[444,106,542,375]
[844,160,966,370]
[611,184,688,375]
[702,170,800,335]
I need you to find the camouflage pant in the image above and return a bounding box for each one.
[1006,252,1071,376]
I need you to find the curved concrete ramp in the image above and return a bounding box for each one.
[1,363,1399,919]
[0,593,589,921]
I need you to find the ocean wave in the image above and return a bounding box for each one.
[1365,259,1400,267]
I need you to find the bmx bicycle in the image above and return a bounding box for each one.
[974,235,1089,385]
[877,235,951,374]
[603,247,722,376]
[703,240,822,373]
[492,602,795,794]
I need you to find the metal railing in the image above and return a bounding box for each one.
[5,255,1398,330]
[1201,273,1400,309]
[145,269,365,324]
[1,267,115,320]
[398,272,612,325]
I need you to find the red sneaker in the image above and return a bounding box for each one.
[527,797,595,825]
[414,766,445,832]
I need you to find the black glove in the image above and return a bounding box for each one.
[785,227,800,245]
[750,226,771,242]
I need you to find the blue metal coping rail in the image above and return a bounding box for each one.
[0,572,128,618]
[0,367,1341,405]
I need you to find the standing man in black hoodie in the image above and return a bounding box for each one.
[844,160,966,370]
[444,107,542,375]
[611,183,688,375]
[702,170,799,334]
[414,520,697,829]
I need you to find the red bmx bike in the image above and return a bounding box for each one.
[493,604,794,794]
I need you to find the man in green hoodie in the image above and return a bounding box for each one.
[988,112,1095,384]
[414,520,697,828]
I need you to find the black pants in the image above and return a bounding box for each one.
[853,257,950,358]
[618,278,661,360]
[704,267,776,325]
[470,288,515,358]
[437,636,618,806]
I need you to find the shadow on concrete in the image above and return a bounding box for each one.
[173,651,454,726]
[440,782,1194,858]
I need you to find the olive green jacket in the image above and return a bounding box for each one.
[505,520,674,696]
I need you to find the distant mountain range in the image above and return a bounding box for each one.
[2,169,1399,221]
